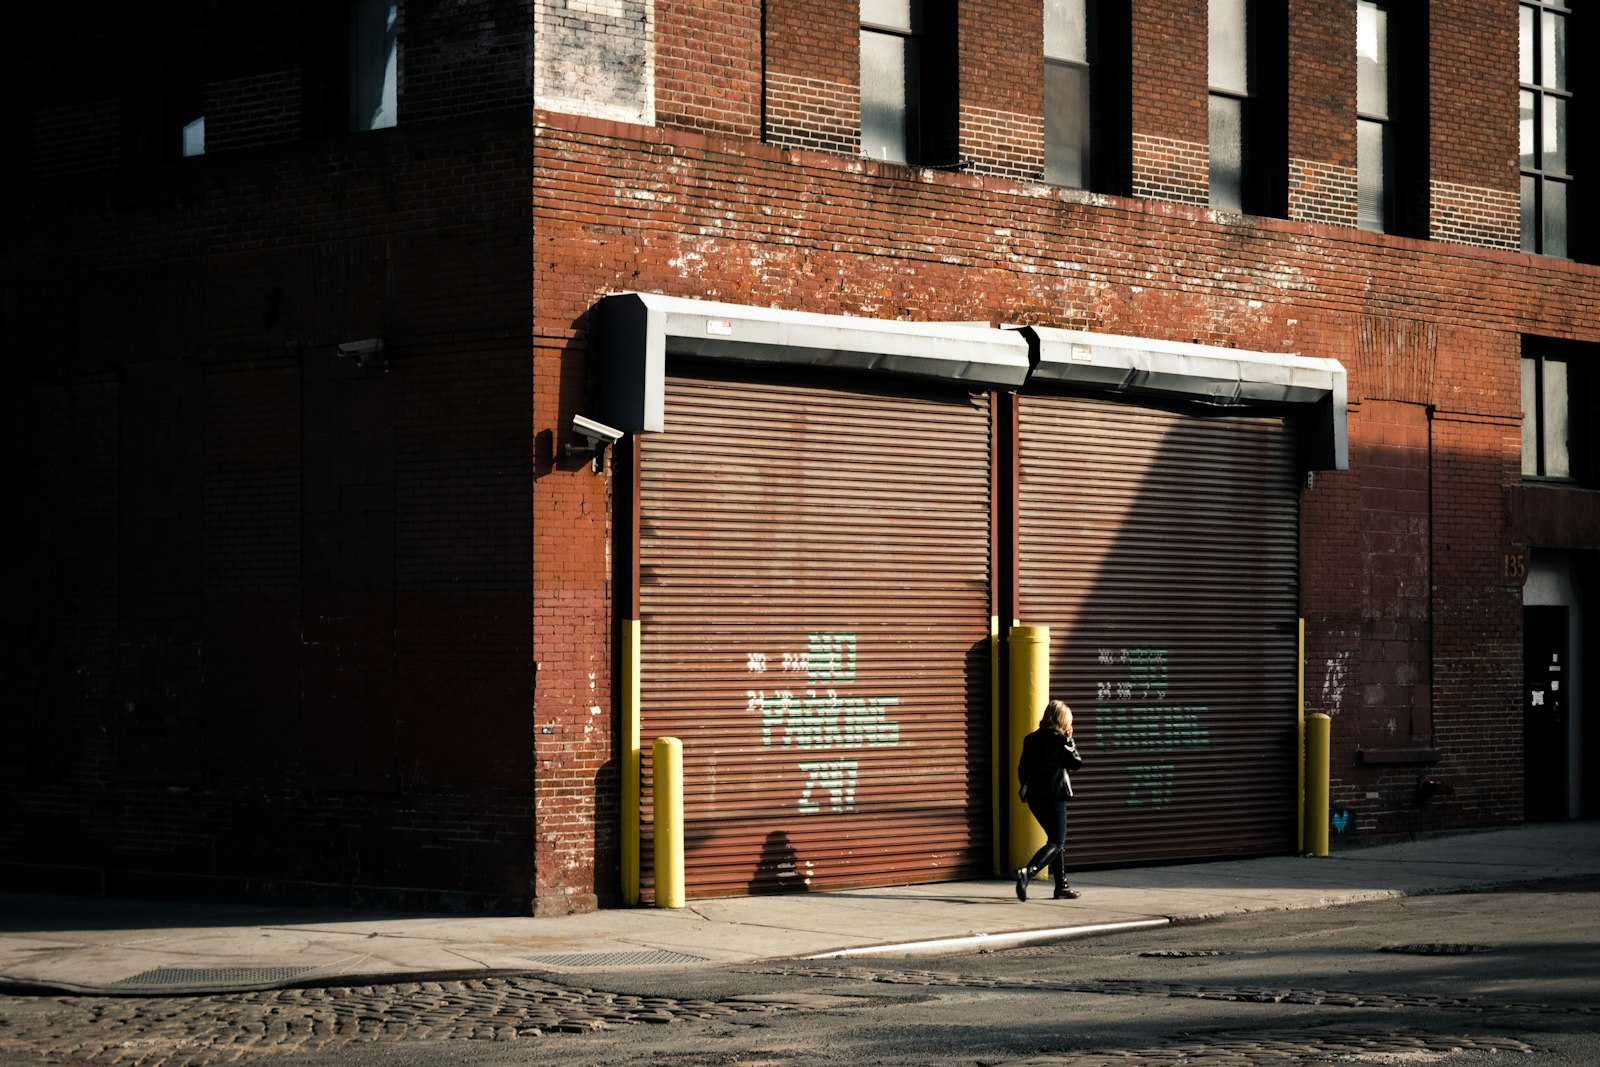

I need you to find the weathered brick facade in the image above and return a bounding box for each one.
[4,0,1597,916]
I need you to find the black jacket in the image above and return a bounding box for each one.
[1018,728,1083,801]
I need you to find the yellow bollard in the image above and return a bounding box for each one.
[1008,626,1050,872]
[1305,712,1330,857]
[653,736,686,908]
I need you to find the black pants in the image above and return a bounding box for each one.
[1023,796,1069,887]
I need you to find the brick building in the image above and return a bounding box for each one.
[2,0,1595,916]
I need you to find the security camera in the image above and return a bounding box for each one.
[336,338,385,358]
[335,338,386,368]
[572,414,624,447]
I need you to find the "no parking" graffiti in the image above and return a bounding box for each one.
[1093,646,1211,811]
[746,632,902,814]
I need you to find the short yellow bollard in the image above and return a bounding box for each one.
[1008,626,1050,872]
[652,736,686,908]
[1305,713,1330,857]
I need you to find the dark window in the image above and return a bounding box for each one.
[121,0,206,164]
[1357,1,1394,231]
[1523,339,1600,481]
[303,1,400,138]
[1045,0,1131,192]
[348,0,399,131]
[860,0,956,166]
[1208,0,1285,214]
[1522,0,1572,256]
[1524,352,1573,478]
[1209,0,1252,210]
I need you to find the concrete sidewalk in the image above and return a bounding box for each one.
[4,822,1598,997]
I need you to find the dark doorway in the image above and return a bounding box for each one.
[1523,606,1570,821]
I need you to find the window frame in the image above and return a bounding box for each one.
[1523,352,1571,479]
[1522,0,1573,257]
[301,0,401,140]
[347,0,399,133]
[859,0,956,168]
[119,0,207,165]
[1044,0,1094,188]
[1520,338,1600,484]
[1357,0,1395,232]
[1043,0,1132,193]
[1208,0,1255,212]
[860,0,925,165]
[1207,0,1286,216]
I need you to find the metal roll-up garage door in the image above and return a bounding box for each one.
[639,367,993,899]
[1018,393,1300,866]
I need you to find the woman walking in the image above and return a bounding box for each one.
[1015,699,1083,901]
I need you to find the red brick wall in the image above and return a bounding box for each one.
[533,103,1593,861]
[1131,1,1209,204]
[1430,0,1521,247]
[9,0,1597,914]
[657,1,762,137]
[763,0,859,155]
[958,0,1044,180]
[1287,0,1356,226]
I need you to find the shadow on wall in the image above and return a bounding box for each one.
[749,830,814,894]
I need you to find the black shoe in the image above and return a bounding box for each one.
[1014,867,1030,902]
[1053,886,1080,900]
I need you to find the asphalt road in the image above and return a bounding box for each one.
[3,875,1596,1066]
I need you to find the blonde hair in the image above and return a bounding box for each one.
[1040,699,1073,735]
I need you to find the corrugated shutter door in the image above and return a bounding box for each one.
[1018,394,1300,865]
[638,367,992,899]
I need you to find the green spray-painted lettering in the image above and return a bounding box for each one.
[807,632,857,684]
[1096,705,1211,751]
[1127,763,1176,809]
[746,633,901,814]
[749,690,901,749]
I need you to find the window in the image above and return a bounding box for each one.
[1045,0,1093,187]
[302,0,399,138]
[1357,1,1394,231]
[1522,338,1600,481]
[861,0,922,163]
[1044,0,1130,192]
[121,0,207,163]
[860,0,955,166]
[1207,0,1285,214]
[1522,0,1571,256]
[349,0,398,131]
[1523,352,1572,478]
[1208,0,1255,211]
[173,0,206,157]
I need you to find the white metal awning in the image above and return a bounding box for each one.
[595,292,1031,433]
[1020,325,1349,470]
[593,292,1348,470]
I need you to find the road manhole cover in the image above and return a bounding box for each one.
[1377,943,1492,956]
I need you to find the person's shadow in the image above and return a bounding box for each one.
[748,831,813,894]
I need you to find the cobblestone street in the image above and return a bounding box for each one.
[6,878,1599,1067]
[1,959,1588,1066]
[0,976,834,1066]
